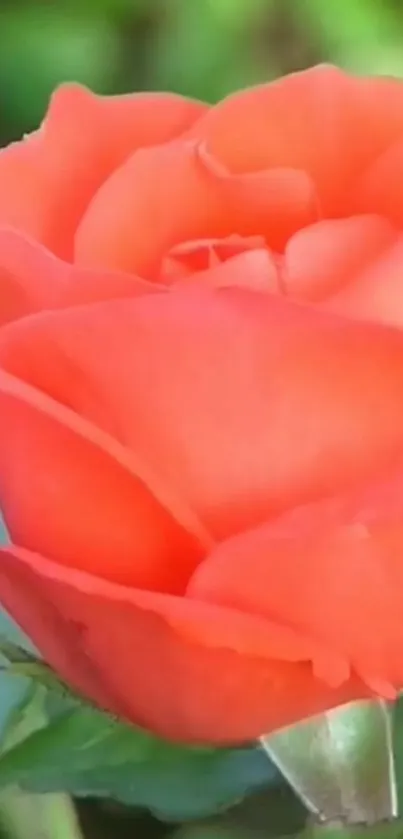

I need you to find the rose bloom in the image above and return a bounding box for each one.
[1,65,403,743]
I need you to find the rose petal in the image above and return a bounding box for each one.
[3,291,403,542]
[0,370,205,590]
[0,229,161,326]
[160,234,267,281]
[0,230,61,324]
[190,65,403,215]
[352,139,403,226]
[241,469,403,541]
[189,504,403,695]
[0,85,206,259]
[75,141,317,276]
[220,165,318,252]
[323,235,403,327]
[0,545,364,742]
[172,249,280,293]
[283,215,396,302]
[58,265,163,308]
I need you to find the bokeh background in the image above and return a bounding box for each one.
[0,0,403,837]
[1,0,403,146]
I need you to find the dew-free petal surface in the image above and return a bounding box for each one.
[0,85,206,259]
[3,291,403,542]
[0,544,365,742]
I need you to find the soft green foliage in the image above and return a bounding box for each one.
[0,635,278,822]
[1,0,403,145]
[0,686,277,821]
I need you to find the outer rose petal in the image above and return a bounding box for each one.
[189,502,403,697]
[75,141,317,275]
[0,229,162,326]
[0,545,365,742]
[0,370,204,590]
[0,85,207,260]
[189,65,403,215]
[4,291,403,541]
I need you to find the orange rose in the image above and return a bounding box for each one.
[2,65,403,325]
[0,85,206,324]
[2,66,403,743]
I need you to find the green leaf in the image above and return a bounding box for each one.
[0,522,40,751]
[0,792,83,839]
[172,786,306,839]
[0,640,74,700]
[262,701,396,824]
[0,516,9,546]
[0,677,84,839]
[0,514,37,656]
[0,704,277,821]
[0,549,277,820]
[391,696,403,813]
[0,675,31,756]
[297,820,403,839]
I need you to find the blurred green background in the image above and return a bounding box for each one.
[1,0,403,145]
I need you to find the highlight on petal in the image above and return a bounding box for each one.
[75,141,317,277]
[189,65,403,215]
[0,544,364,742]
[0,84,207,260]
[3,290,403,544]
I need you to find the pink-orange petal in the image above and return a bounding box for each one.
[3,291,403,542]
[188,511,403,695]
[160,234,267,281]
[190,65,403,215]
[323,235,403,327]
[75,141,317,276]
[0,229,60,325]
[0,85,207,259]
[352,139,403,226]
[0,228,161,326]
[0,369,204,590]
[172,249,280,293]
[215,164,318,252]
[0,544,365,742]
[283,215,396,302]
[75,142,225,276]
